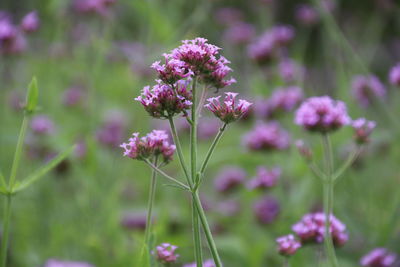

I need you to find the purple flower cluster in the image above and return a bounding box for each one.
[30,115,55,135]
[278,59,305,83]
[295,4,319,26]
[276,234,302,257]
[247,166,280,190]
[120,213,147,231]
[96,111,126,147]
[389,63,400,86]
[120,130,175,163]
[243,122,290,151]
[62,86,85,107]
[253,196,280,224]
[295,96,351,133]
[135,80,192,118]
[351,75,386,107]
[0,11,39,54]
[44,259,94,267]
[360,248,397,267]
[153,243,179,264]
[352,118,376,144]
[248,25,295,65]
[223,22,255,45]
[151,55,193,85]
[291,212,348,246]
[73,0,116,16]
[267,86,303,117]
[205,92,252,124]
[214,166,246,193]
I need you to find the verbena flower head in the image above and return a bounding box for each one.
[21,11,40,33]
[151,54,193,85]
[278,59,305,83]
[153,243,179,264]
[120,130,175,163]
[351,75,386,107]
[205,92,252,123]
[214,166,246,193]
[292,212,348,246]
[135,80,192,118]
[268,86,303,117]
[253,196,280,224]
[389,63,400,86]
[170,37,236,88]
[352,118,376,144]
[44,259,94,267]
[247,166,280,190]
[360,248,397,267]
[276,234,302,257]
[295,96,351,133]
[243,122,290,151]
[30,115,55,135]
[295,4,319,26]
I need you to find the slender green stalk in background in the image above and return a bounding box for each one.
[190,78,203,267]
[144,157,159,249]
[321,135,339,267]
[0,195,11,267]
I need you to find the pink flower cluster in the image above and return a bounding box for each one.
[247,166,280,190]
[276,234,302,257]
[0,11,39,54]
[291,212,348,246]
[352,118,376,144]
[248,25,295,65]
[153,243,179,264]
[243,122,290,151]
[120,130,175,163]
[389,63,400,86]
[135,80,192,118]
[360,248,397,267]
[30,115,55,135]
[295,96,351,133]
[205,92,252,124]
[351,75,386,108]
[151,55,193,85]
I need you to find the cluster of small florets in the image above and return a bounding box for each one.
[278,59,305,83]
[120,130,175,163]
[166,37,236,89]
[0,11,39,54]
[253,196,280,224]
[153,243,179,264]
[248,25,295,65]
[135,80,192,118]
[291,212,348,246]
[352,118,376,144]
[295,96,351,133]
[151,54,193,85]
[360,248,397,267]
[214,166,246,193]
[389,63,400,87]
[73,0,116,16]
[267,86,303,117]
[96,110,126,147]
[243,122,290,151]
[247,166,281,190]
[276,234,302,257]
[351,75,386,108]
[205,92,252,124]
[30,115,56,135]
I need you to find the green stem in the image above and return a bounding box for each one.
[333,147,362,182]
[144,157,159,248]
[321,135,339,267]
[283,258,290,267]
[192,192,222,267]
[1,195,12,267]
[198,124,227,178]
[190,78,203,266]
[9,115,29,188]
[143,160,189,190]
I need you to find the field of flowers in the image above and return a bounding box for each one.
[1,0,400,266]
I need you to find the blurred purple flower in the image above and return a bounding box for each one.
[205,92,252,124]
[96,111,126,147]
[292,212,348,246]
[62,87,85,107]
[30,115,55,135]
[276,234,302,256]
[351,75,386,108]
[295,4,319,26]
[243,121,290,151]
[360,248,397,267]
[21,11,40,33]
[73,0,116,17]
[253,196,280,224]
[217,199,241,217]
[389,63,400,86]
[352,118,376,144]
[223,22,255,45]
[153,243,179,264]
[278,59,305,83]
[214,7,243,26]
[295,96,351,133]
[268,86,303,117]
[44,259,94,267]
[214,166,246,193]
[295,140,312,160]
[120,213,147,231]
[198,117,220,140]
[247,166,280,190]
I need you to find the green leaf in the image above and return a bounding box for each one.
[25,77,39,113]
[12,145,75,193]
